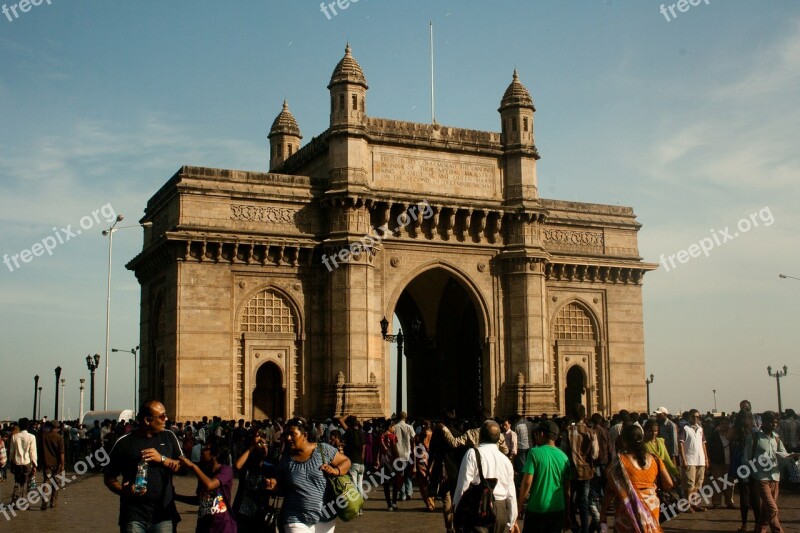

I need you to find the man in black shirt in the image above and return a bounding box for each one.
[104,400,185,532]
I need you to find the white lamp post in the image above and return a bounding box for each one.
[60,378,66,420]
[79,378,85,423]
[102,217,151,409]
[112,346,140,415]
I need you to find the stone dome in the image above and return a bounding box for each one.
[269,100,301,138]
[328,43,368,89]
[499,69,535,111]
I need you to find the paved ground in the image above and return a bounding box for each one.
[1,468,799,532]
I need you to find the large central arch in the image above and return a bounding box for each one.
[388,265,490,419]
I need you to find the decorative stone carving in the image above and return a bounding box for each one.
[390,257,400,268]
[543,228,604,247]
[477,262,486,273]
[230,204,314,226]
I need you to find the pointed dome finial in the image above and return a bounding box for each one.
[329,42,368,89]
[500,69,534,111]
[269,99,301,138]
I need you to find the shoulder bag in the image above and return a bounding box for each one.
[454,447,498,530]
[318,444,364,521]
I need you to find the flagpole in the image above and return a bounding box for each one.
[430,21,436,124]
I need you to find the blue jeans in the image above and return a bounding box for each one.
[121,520,173,533]
[349,462,366,499]
[573,479,591,533]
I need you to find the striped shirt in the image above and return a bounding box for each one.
[278,443,338,525]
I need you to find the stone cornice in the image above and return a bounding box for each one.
[544,260,657,285]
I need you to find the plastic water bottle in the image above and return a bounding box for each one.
[29,476,38,491]
[134,460,148,494]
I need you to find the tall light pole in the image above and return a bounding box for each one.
[60,378,66,420]
[79,378,85,422]
[380,316,405,414]
[767,365,788,414]
[112,346,139,414]
[645,373,654,414]
[33,375,39,420]
[712,389,718,413]
[54,366,62,420]
[86,353,101,411]
[101,218,151,410]
[37,386,42,420]
[102,214,124,410]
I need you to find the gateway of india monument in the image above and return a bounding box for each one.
[128,45,656,421]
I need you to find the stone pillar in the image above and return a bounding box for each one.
[324,199,383,417]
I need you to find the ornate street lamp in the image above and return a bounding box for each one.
[767,365,788,414]
[33,375,39,420]
[54,366,62,420]
[380,316,405,414]
[645,373,655,414]
[86,354,101,411]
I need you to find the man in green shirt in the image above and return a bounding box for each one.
[517,420,572,533]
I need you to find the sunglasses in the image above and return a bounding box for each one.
[148,413,168,421]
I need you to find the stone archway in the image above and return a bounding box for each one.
[253,361,285,420]
[391,267,487,420]
[552,300,605,415]
[564,365,586,419]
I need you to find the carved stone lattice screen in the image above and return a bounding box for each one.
[554,303,596,341]
[241,290,296,334]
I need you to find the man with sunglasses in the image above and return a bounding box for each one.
[104,400,186,532]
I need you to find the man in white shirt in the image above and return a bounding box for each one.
[454,420,518,533]
[9,417,38,505]
[679,409,709,512]
[394,411,416,501]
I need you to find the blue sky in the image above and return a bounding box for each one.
[1,1,798,420]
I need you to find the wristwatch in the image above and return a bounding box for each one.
[161,455,167,464]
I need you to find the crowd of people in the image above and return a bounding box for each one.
[1,399,798,532]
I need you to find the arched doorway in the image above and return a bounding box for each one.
[564,365,586,419]
[552,301,604,416]
[392,267,486,420]
[253,362,285,420]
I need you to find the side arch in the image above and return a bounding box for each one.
[234,285,303,419]
[550,299,607,416]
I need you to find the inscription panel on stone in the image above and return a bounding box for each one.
[372,150,500,199]
[229,203,319,234]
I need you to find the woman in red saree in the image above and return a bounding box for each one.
[600,424,673,532]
